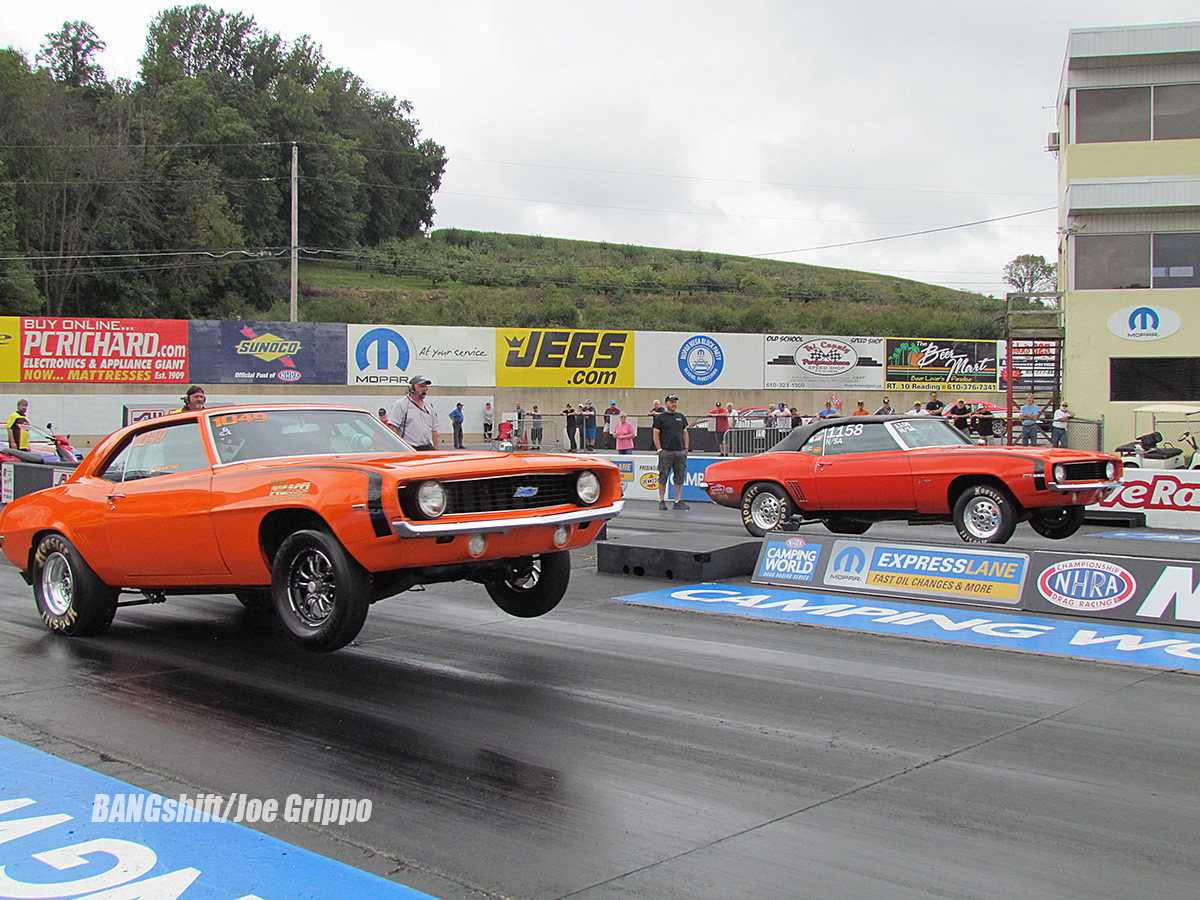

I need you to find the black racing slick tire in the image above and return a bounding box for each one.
[953,485,1018,544]
[272,529,370,652]
[740,483,795,538]
[485,551,570,618]
[32,534,119,637]
[1029,505,1086,540]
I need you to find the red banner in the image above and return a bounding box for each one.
[20,318,189,383]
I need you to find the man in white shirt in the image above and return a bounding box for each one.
[388,375,439,450]
[1051,401,1074,447]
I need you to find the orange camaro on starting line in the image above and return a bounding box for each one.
[0,405,622,651]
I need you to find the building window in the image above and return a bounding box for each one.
[1074,234,1150,290]
[1154,84,1200,140]
[1076,87,1150,143]
[1153,233,1200,288]
[1111,358,1200,402]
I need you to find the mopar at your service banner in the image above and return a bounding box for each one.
[189,321,348,385]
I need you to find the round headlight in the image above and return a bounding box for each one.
[575,470,602,505]
[1106,461,1117,480]
[1053,464,1066,483]
[416,480,447,518]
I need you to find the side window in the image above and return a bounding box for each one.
[819,423,899,456]
[799,431,824,455]
[97,422,210,482]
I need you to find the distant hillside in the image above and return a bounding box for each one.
[269,229,1009,338]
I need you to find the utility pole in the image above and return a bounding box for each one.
[290,142,298,322]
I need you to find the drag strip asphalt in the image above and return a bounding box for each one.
[0,500,1198,900]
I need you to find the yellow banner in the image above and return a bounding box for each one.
[0,318,18,381]
[867,571,1021,601]
[496,329,634,388]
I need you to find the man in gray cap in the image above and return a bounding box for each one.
[388,375,439,450]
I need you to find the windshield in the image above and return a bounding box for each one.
[887,417,974,449]
[208,408,411,463]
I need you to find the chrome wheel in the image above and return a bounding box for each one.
[286,547,336,628]
[40,551,73,617]
[749,493,784,530]
[962,496,1002,540]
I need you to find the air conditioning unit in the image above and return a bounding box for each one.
[1046,131,1061,153]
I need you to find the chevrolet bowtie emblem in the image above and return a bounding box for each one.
[514,486,538,498]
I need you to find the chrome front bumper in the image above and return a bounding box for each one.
[391,499,624,537]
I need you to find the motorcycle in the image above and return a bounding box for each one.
[27,423,83,465]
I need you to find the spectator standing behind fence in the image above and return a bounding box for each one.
[449,402,465,449]
[529,405,543,450]
[1019,393,1041,446]
[818,400,836,419]
[851,400,869,417]
[946,397,972,433]
[561,402,578,451]
[925,391,944,415]
[1051,401,1073,447]
[603,400,621,449]
[581,400,597,451]
[483,403,493,440]
[970,404,995,444]
[7,399,30,450]
[613,413,636,454]
[711,401,730,455]
[513,402,525,442]
[874,397,894,415]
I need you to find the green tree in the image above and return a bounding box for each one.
[1002,253,1057,293]
[36,21,106,88]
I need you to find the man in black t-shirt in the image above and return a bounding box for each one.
[653,394,690,510]
[946,397,972,432]
[925,390,944,416]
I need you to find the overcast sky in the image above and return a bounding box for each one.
[3,2,1198,299]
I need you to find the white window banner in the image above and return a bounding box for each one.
[764,335,886,391]
[634,332,764,390]
[347,325,495,387]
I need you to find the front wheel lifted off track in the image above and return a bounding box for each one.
[740,483,795,538]
[953,485,1017,544]
[32,533,119,637]
[1029,505,1086,540]
[485,551,570,618]
[272,529,370,652]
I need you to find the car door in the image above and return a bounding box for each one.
[99,419,229,579]
[813,421,916,510]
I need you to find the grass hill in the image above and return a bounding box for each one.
[263,229,1007,338]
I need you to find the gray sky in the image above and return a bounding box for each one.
[3,2,1198,298]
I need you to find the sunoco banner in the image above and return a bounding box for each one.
[885,339,999,391]
[189,321,347,385]
[20,317,189,383]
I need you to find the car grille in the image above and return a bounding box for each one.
[443,474,578,514]
[1057,461,1110,482]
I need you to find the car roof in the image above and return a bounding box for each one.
[766,414,955,452]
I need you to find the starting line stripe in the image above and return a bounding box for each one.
[619,584,1200,671]
[1093,531,1200,543]
[0,734,438,900]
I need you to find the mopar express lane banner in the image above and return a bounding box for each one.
[496,328,633,388]
[19,317,189,383]
[885,338,999,391]
[764,335,885,391]
[188,321,347,384]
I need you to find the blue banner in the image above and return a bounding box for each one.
[189,321,348,385]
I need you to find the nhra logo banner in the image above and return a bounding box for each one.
[20,317,189,383]
[885,338,999,391]
[189,321,347,384]
[497,329,633,388]
[1025,550,1200,630]
[348,324,494,386]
